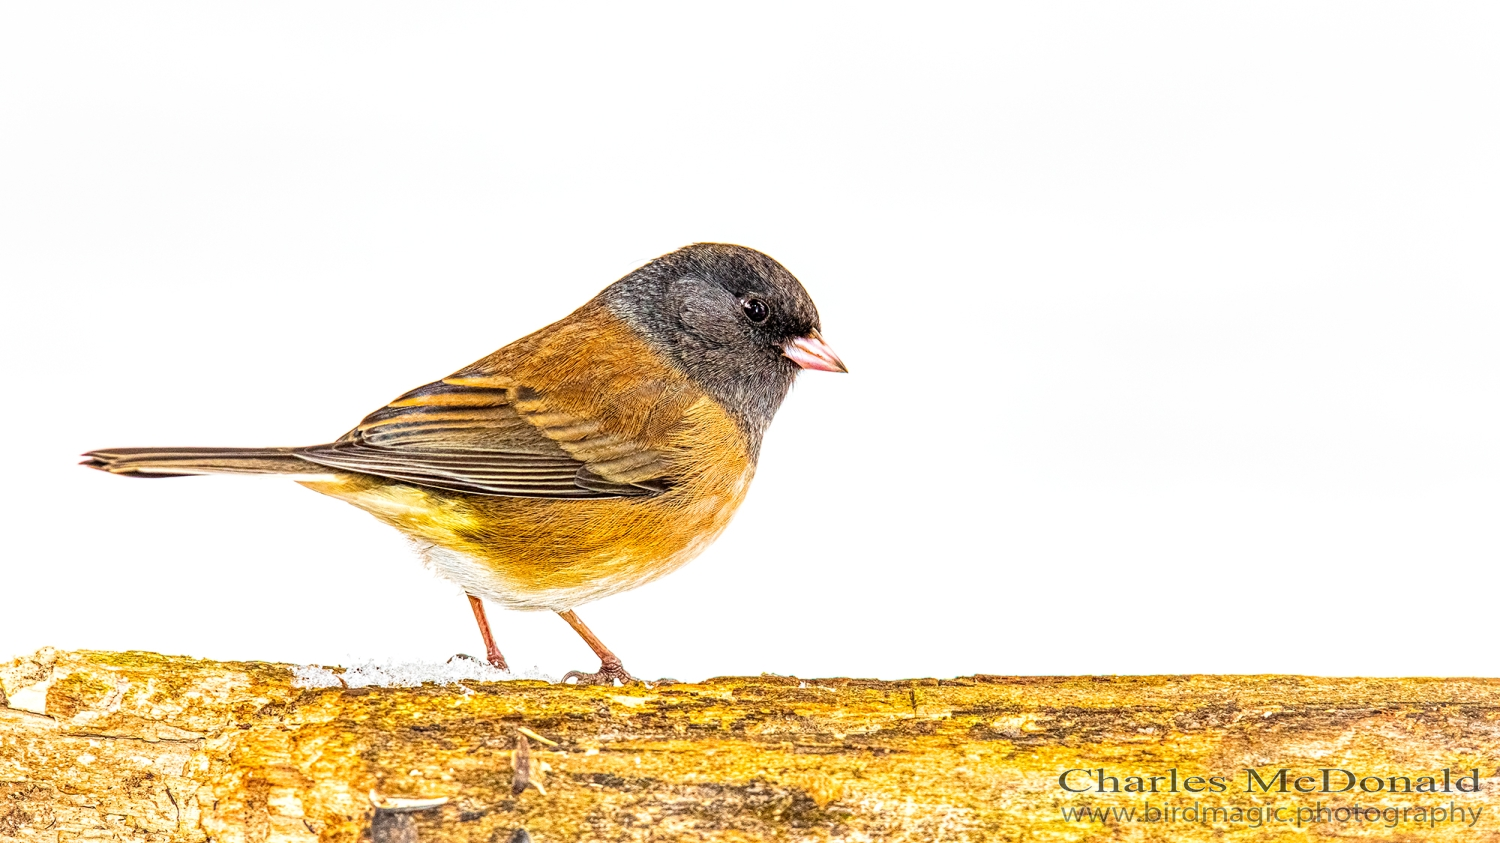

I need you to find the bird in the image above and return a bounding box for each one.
[82,243,846,685]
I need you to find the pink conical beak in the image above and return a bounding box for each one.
[783,330,848,373]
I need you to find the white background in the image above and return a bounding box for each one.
[2,4,1496,680]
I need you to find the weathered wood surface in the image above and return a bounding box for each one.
[3,649,1499,842]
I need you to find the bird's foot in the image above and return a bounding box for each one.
[561,657,639,687]
[448,652,510,672]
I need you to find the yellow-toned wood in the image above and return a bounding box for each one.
[3,649,1498,842]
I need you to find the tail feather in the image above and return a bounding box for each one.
[82,446,318,478]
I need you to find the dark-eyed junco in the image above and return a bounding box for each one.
[84,243,845,684]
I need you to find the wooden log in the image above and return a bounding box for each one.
[2,649,1498,841]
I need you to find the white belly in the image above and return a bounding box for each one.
[419,532,721,612]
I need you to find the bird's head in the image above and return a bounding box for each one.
[601,243,845,445]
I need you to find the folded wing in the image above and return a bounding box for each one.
[297,374,687,499]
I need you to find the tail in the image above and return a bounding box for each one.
[82,446,317,478]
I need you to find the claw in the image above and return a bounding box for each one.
[561,657,638,687]
[448,653,509,672]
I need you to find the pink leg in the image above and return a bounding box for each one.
[557,609,637,686]
[467,594,508,671]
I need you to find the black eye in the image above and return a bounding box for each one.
[741,297,770,324]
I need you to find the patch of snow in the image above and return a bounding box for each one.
[292,659,555,688]
[291,665,344,688]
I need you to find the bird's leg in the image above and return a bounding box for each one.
[557,609,638,686]
[466,594,509,671]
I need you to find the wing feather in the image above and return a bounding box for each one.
[296,368,684,499]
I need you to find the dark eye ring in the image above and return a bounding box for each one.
[742,297,770,324]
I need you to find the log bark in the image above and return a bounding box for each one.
[3,649,1499,841]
